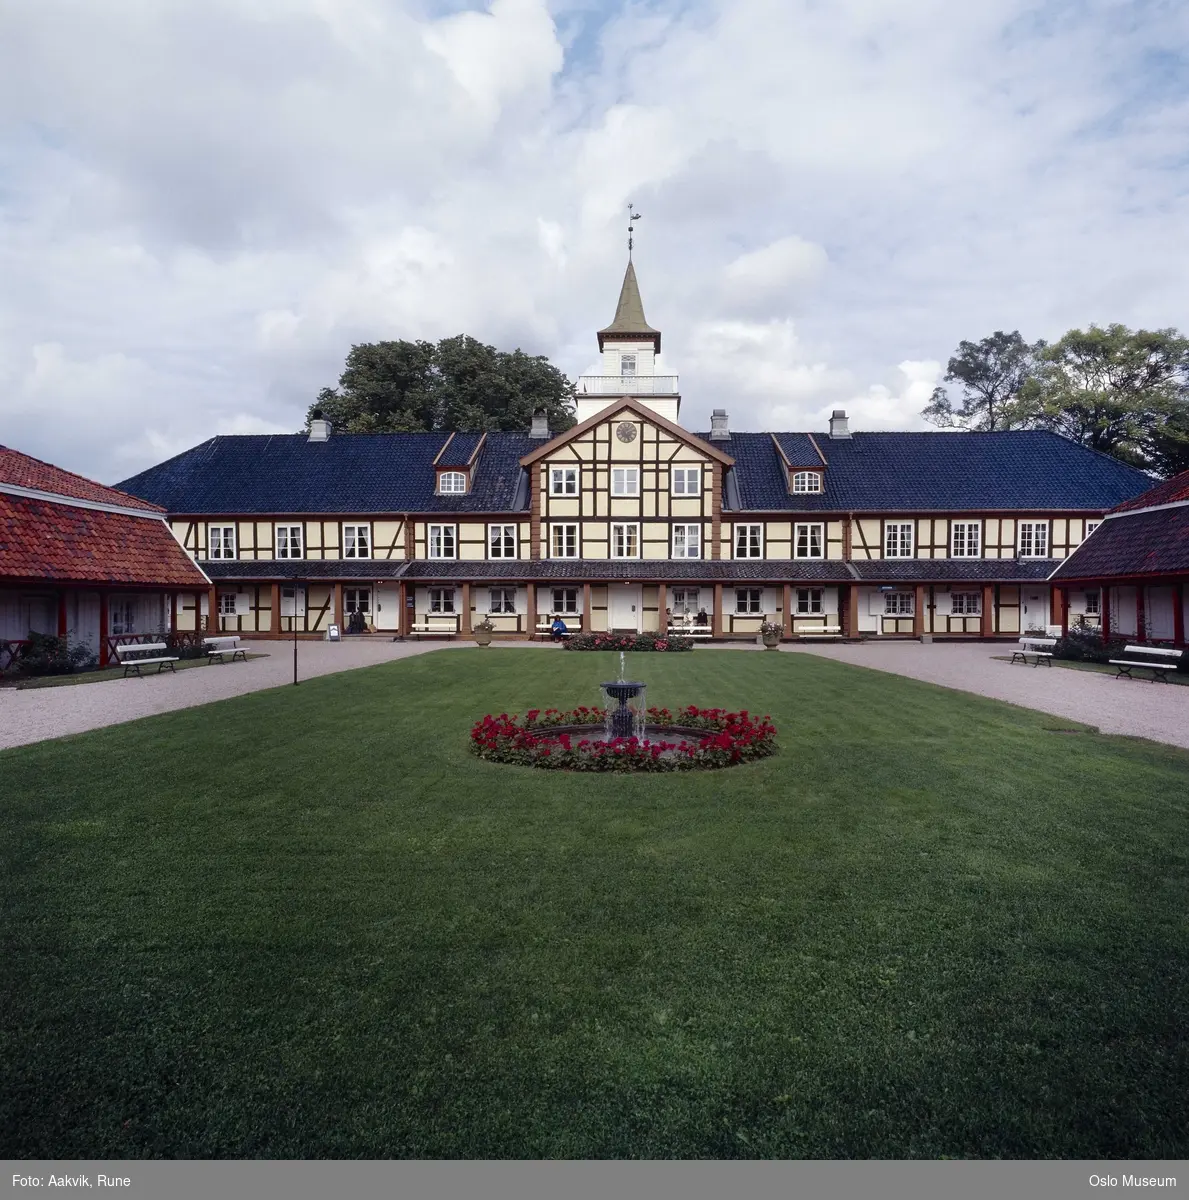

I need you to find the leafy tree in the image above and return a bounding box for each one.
[307,335,577,434]
[1023,324,1189,469]
[922,331,1043,431]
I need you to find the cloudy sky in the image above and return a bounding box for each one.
[2,0,1187,484]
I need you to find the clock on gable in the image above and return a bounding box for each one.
[616,421,637,443]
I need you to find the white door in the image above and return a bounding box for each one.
[609,585,641,632]
[280,586,306,617]
[1021,587,1049,632]
[374,585,400,631]
[1146,587,1175,640]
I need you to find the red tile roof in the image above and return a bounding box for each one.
[1111,469,1189,513]
[0,445,163,511]
[0,493,209,588]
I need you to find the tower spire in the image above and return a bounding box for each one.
[597,258,660,352]
[627,203,641,259]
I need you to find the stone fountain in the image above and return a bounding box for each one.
[600,651,646,740]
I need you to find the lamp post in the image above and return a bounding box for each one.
[293,579,300,686]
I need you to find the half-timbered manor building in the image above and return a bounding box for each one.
[116,259,1153,642]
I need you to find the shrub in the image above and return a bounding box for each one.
[18,631,97,676]
[1052,627,1126,664]
[564,631,692,652]
[469,705,777,772]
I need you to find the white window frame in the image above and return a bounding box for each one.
[611,467,640,497]
[488,588,516,614]
[620,353,637,376]
[611,522,640,559]
[791,471,822,494]
[1084,589,1101,616]
[218,593,237,616]
[1017,521,1049,558]
[796,588,824,615]
[672,467,701,496]
[671,523,701,559]
[344,587,371,615]
[884,522,914,558]
[552,588,579,615]
[950,521,981,558]
[670,588,700,616]
[884,591,914,616]
[950,591,980,616]
[794,523,824,560]
[489,524,517,559]
[208,525,236,560]
[1084,520,1101,538]
[429,588,455,614]
[735,588,763,615]
[550,523,578,558]
[438,470,467,495]
[276,524,303,559]
[110,598,136,636]
[549,467,578,496]
[734,524,763,559]
[427,524,456,560]
[343,523,371,559]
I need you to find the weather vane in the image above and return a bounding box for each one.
[627,204,641,257]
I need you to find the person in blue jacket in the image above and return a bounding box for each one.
[550,615,568,641]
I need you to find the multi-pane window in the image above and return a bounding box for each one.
[429,588,455,613]
[438,471,467,494]
[611,467,639,496]
[489,524,517,558]
[428,525,456,559]
[620,353,636,376]
[549,467,578,496]
[734,524,763,558]
[344,588,370,614]
[1084,521,1101,538]
[791,471,822,494]
[950,521,981,557]
[884,592,914,615]
[489,588,516,614]
[735,588,763,614]
[950,592,980,615]
[219,593,237,616]
[884,522,914,558]
[1018,521,1049,557]
[671,588,700,616]
[110,599,136,635]
[343,524,370,559]
[611,523,639,558]
[208,525,236,559]
[794,523,824,559]
[1084,590,1101,615]
[552,588,579,614]
[550,524,578,558]
[672,524,701,559]
[672,467,701,495]
[276,525,303,559]
[796,588,824,614]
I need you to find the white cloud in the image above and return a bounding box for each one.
[0,0,1187,480]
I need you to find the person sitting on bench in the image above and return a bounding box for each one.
[695,608,709,627]
[550,616,568,642]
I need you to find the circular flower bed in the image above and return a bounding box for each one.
[469,705,777,772]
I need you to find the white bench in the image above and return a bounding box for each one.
[797,624,842,640]
[667,626,712,638]
[1010,636,1056,667]
[410,621,457,640]
[537,619,581,640]
[1109,645,1183,684]
[204,635,247,663]
[114,642,179,677]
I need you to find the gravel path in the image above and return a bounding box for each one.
[782,640,1189,750]
[3,637,1186,753]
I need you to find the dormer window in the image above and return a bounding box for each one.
[438,470,467,495]
[791,470,823,494]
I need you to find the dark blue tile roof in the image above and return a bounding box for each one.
[401,559,854,582]
[436,431,485,467]
[702,430,1153,513]
[116,432,534,514]
[203,560,409,580]
[850,558,1057,582]
[773,433,826,468]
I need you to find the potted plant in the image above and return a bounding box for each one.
[760,619,783,650]
[473,616,495,647]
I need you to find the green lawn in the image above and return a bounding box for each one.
[2,653,269,689]
[2,650,1187,1159]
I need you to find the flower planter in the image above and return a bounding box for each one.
[762,635,781,650]
[473,628,494,647]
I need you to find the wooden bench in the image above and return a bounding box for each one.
[537,619,581,640]
[1109,645,1183,683]
[796,624,842,640]
[204,635,247,664]
[1010,636,1056,667]
[410,622,457,640]
[114,642,179,677]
